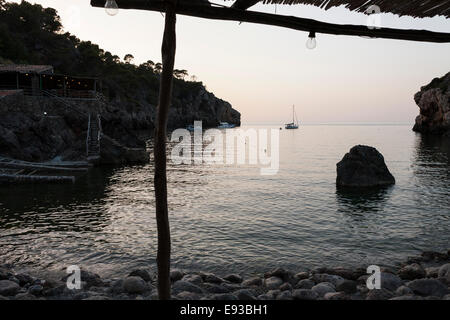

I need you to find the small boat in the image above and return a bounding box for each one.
[217,122,236,129]
[285,105,299,129]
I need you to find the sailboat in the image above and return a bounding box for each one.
[285,105,299,129]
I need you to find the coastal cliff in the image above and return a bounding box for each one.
[413,72,450,135]
[0,88,240,163]
[0,1,240,164]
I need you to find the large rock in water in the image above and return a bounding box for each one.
[413,72,450,135]
[336,145,395,188]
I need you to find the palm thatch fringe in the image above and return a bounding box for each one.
[229,0,450,18]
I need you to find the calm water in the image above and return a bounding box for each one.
[0,125,449,278]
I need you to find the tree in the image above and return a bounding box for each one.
[190,75,198,82]
[140,60,155,71]
[173,69,188,80]
[1,1,62,33]
[154,62,163,74]
[124,54,134,64]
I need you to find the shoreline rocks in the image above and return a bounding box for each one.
[0,249,448,301]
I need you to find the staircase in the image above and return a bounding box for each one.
[86,113,102,163]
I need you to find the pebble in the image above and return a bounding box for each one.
[311,282,336,297]
[336,279,357,294]
[438,263,450,283]
[172,280,204,294]
[0,280,20,296]
[395,285,413,296]
[210,293,238,300]
[28,284,43,296]
[14,293,37,300]
[181,274,203,285]
[242,277,262,287]
[129,269,152,282]
[380,272,403,291]
[292,289,318,300]
[176,291,201,300]
[203,283,229,294]
[397,263,426,280]
[324,292,348,300]
[279,282,292,291]
[264,276,283,290]
[389,295,423,300]
[295,279,315,289]
[202,273,224,284]
[234,289,256,300]
[425,267,440,278]
[83,295,111,300]
[277,290,292,300]
[311,274,345,287]
[122,276,149,294]
[366,289,394,300]
[406,278,449,297]
[170,270,185,282]
[264,268,290,282]
[223,274,243,284]
[15,273,34,286]
[294,272,309,281]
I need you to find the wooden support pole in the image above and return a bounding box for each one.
[154,0,176,300]
[90,1,450,43]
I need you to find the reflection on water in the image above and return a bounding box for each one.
[336,186,393,214]
[0,126,449,277]
[413,134,450,186]
[0,169,113,233]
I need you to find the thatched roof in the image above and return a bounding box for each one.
[230,0,450,18]
[90,0,450,43]
[0,64,54,74]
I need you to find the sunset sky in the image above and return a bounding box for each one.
[10,0,450,124]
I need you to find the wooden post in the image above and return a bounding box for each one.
[154,0,176,300]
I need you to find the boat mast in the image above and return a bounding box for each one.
[292,105,295,124]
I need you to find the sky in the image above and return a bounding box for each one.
[9,0,450,124]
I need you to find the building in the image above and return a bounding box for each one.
[0,64,99,99]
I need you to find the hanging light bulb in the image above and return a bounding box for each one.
[306,31,317,50]
[105,0,119,16]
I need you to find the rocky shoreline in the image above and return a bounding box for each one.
[1,250,449,301]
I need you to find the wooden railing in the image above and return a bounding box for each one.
[0,86,98,100]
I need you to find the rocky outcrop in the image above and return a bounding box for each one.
[0,93,147,164]
[336,145,395,188]
[0,86,240,164]
[413,72,450,135]
[168,86,241,129]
